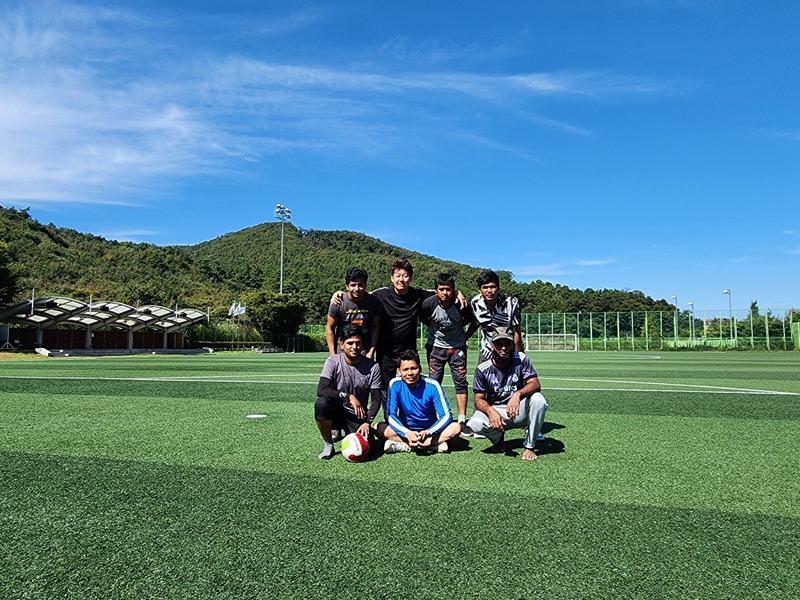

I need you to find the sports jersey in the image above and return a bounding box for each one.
[386,375,453,436]
[473,352,537,406]
[469,292,521,356]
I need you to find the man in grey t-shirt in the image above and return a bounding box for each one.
[315,324,382,460]
[420,273,476,437]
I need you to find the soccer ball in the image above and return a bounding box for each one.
[340,432,370,462]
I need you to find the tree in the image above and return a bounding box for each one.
[241,290,306,343]
[0,241,19,306]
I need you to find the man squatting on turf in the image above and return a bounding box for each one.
[314,324,382,460]
[376,349,461,454]
[467,325,548,461]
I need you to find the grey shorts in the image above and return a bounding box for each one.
[425,344,468,393]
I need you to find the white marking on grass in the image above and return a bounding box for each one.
[548,377,800,395]
[0,375,318,384]
[549,387,799,396]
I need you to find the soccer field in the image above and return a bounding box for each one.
[1,351,799,599]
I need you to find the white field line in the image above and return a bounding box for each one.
[548,376,800,396]
[1,374,798,396]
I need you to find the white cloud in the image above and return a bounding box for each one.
[0,1,681,208]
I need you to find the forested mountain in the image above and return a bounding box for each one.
[0,205,672,321]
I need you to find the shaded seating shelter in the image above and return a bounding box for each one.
[0,296,208,350]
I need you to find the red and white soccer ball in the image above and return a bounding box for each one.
[341,432,370,462]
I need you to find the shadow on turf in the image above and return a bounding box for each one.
[483,421,566,458]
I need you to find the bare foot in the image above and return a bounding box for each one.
[521,448,538,461]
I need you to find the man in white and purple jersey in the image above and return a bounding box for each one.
[467,326,548,461]
[466,270,522,362]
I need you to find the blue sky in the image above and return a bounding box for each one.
[2,0,798,312]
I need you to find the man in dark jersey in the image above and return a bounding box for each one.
[467,325,548,461]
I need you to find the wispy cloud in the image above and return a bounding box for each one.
[771,130,800,142]
[0,1,679,208]
[575,258,617,267]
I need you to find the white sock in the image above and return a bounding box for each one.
[458,415,466,423]
[318,442,335,460]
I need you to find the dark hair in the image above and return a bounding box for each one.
[435,273,455,289]
[476,270,500,287]
[345,267,368,285]
[398,348,420,366]
[338,323,364,342]
[391,258,413,279]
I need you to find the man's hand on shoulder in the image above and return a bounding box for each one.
[330,290,345,306]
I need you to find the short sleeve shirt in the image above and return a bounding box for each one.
[372,286,434,357]
[320,353,382,408]
[328,292,381,350]
[473,352,536,406]
[420,295,473,349]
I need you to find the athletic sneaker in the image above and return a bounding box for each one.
[460,422,486,439]
[318,445,335,460]
[435,441,450,453]
[383,440,411,453]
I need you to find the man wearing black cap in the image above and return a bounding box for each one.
[467,325,548,461]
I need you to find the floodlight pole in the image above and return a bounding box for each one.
[687,301,694,343]
[275,203,292,294]
[723,289,733,344]
[671,295,678,345]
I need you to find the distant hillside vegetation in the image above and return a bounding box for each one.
[0,205,672,321]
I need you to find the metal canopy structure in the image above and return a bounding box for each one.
[0,297,208,350]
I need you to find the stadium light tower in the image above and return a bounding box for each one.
[722,289,733,342]
[275,203,292,294]
[687,301,694,342]
[671,295,678,344]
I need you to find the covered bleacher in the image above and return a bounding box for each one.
[0,296,209,355]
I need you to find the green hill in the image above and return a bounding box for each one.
[0,205,671,321]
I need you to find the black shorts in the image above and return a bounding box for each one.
[314,396,367,434]
[425,344,468,393]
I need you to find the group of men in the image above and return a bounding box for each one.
[315,259,548,462]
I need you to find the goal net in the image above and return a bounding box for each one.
[525,333,578,352]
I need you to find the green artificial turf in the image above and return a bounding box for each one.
[1,351,799,599]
